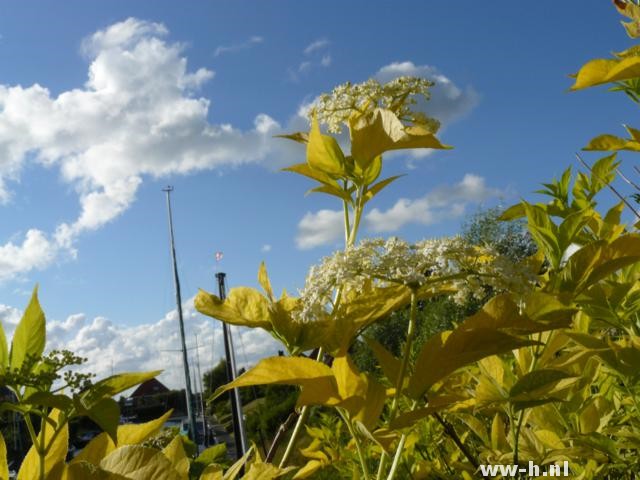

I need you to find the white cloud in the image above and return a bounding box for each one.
[213,35,263,57]
[0,296,282,390]
[296,209,343,250]
[261,244,272,252]
[366,174,501,232]
[303,39,329,55]
[320,54,332,67]
[375,62,479,160]
[0,19,285,281]
[295,174,501,248]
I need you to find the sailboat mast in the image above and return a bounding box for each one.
[216,272,248,459]
[163,186,198,443]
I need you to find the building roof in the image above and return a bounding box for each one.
[129,378,170,398]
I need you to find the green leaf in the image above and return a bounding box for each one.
[23,392,73,412]
[509,369,573,399]
[364,337,400,384]
[307,115,347,177]
[10,286,45,371]
[85,398,121,445]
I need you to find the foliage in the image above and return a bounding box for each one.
[0,291,291,479]
[194,8,640,478]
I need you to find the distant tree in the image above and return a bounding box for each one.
[351,207,537,374]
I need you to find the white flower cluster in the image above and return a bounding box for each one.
[314,77,441,134]
[295,237,538,323]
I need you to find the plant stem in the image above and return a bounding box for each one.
[38,415,47,480]
[432,412,480,470]
[338,409,371,479]
[385,433,407,480]
[377,289,418,480]
[513,409,525,467]
[278,403,310,468]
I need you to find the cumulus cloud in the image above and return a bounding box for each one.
[213,35,263,57]
[261,244,272,252]
[376,61,479,131]
[296,209,344,250]
[295,175,501,248]
[0,297,281,390]
[0,18,284,281]
[366,174,501,232]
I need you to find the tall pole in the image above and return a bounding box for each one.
[163,186,198,444]
[216,272,248,459]
[195,334,208,444]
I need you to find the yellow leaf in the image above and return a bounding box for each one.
[307,115,347,177]
[242,463,294,480]
[100,445,182,480]
[408,327,538,399]
[195,288,271,330]
[583,134,640,152]
[0,433,8,480]
[71,433,114,466]
[118,410,173,446]
[571,56,640,90]
[350,108,450,166]
[18,409,68,480]
[293,460,324,479]
[161,434,190,478]
[535,430,564,450]
[199,464,223,480]
[281,163,338,187]
[211,357,341,409]
[490,413,510,452]
[257,262,274,301]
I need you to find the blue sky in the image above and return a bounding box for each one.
[0,1,634,387]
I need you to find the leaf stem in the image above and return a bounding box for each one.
[338,409,371,479]
[377,289,418,480]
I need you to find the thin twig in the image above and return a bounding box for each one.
[617,168,640,192]
[432,412,480,472]
[265,411,299,463]
[575,153,640,219]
